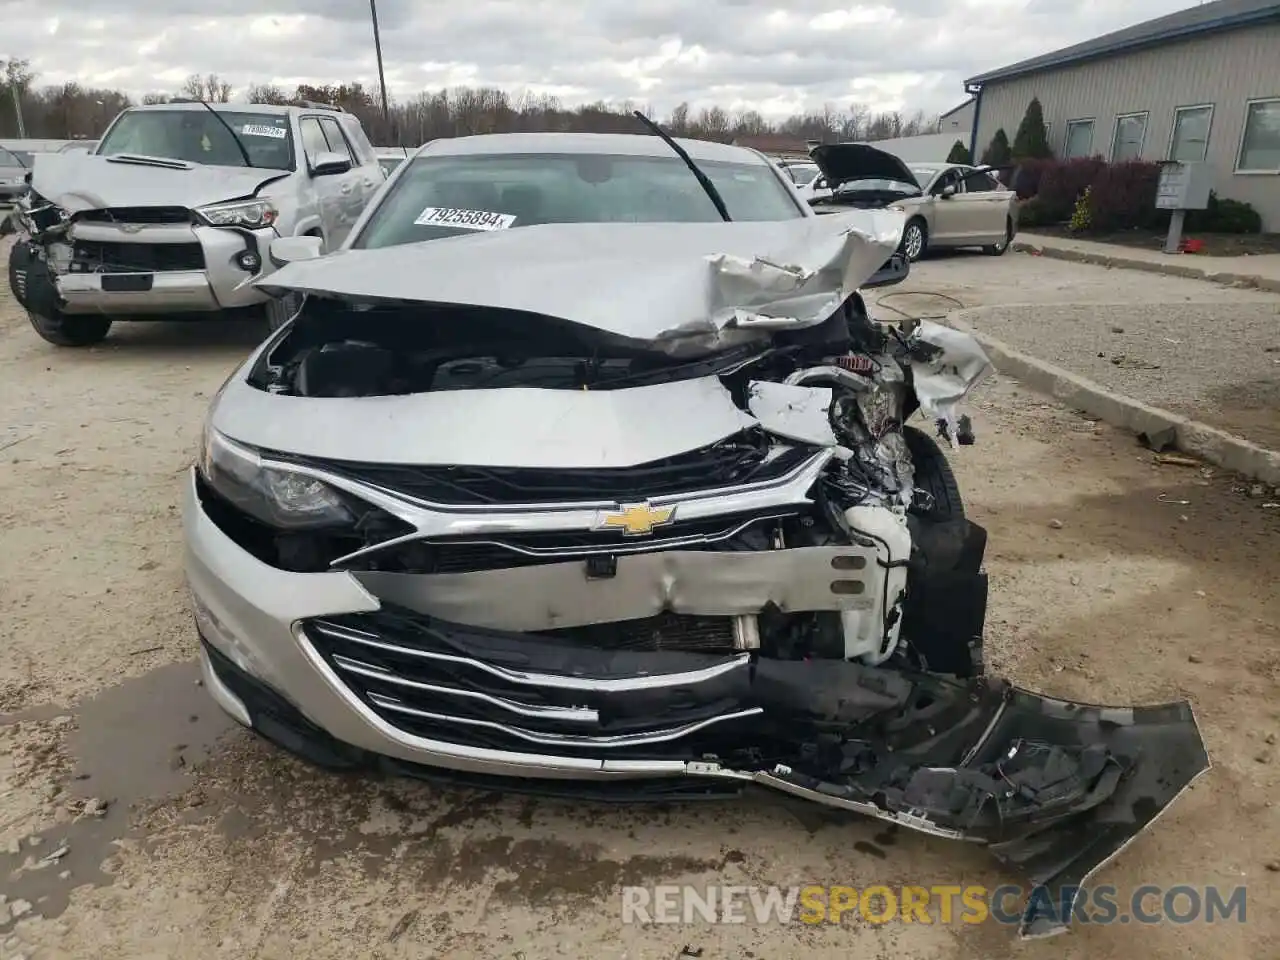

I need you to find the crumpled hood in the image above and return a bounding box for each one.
[28,152,287,212]
[258,210,907,357]
[809,143,919,188]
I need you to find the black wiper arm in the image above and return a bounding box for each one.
[190,99,254,168]
[632,110,731,222]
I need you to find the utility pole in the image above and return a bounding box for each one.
[10,84,26,138]
[370,0,389,120]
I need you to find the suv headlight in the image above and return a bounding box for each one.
[195,199,279,230]
[197,425,352,530]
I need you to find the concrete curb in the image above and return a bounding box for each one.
[947,308,1280,487]
[1010,239,1280,294]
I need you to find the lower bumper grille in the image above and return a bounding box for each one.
[302,608,759,760]
[543,612,737,652]
[72,239,205,273]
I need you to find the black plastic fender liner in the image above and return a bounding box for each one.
[756,674,1209,940]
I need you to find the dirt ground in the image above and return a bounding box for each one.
[2,241,1279,960]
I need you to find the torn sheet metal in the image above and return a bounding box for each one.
[27,152,286,212]
[258,211,907,357]
[746,380,838,446]
[905,320,993,445]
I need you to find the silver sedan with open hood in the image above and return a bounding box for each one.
[183,131,1206,939]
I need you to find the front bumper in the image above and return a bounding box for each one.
[184,467,1210,937]
[52,220,277,316]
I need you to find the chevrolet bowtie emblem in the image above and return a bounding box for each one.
[594,502,676,536]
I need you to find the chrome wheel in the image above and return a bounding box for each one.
[902,222,925,261]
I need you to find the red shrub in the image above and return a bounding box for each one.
[1035,158,1106,223]
[1085,161,1161,231]
[1009,158,1055,199]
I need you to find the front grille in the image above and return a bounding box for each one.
[349,511,788,573]
[302,608,758,760]
[543,613,736,652]
[274,431,816,506]
[77,206,191,225]
[71,240,205,273]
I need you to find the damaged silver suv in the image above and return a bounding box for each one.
[183,131,1207,939]
[5,100,384,346]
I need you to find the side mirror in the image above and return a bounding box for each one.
[310,151,352,177]
[269,235,323,267]
[940,184,958,198]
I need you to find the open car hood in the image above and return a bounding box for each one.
[27,152,287,212]
[809,142,920,189]
[258,211,907,358]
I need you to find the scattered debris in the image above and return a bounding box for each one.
[1267,733,1277,746]
[1049,518,1064,529]
[1255,752,1271,764]
[39,844,69,865]
[1137,427,1177,452]
[26,836,42,848]
[1187,654,1203,664]
[1069,575,1082,586]
[58,870,70,880]
[1157,493,1191,505]
[9,899,32,919]
[1249,484,1267,498]
[128,646,164,657]
[1155,453,1201,468]
[678,948,705,959]
[1109,353,1160,370]
[1266,861,1280,873]
[1194,590,1206,598]
[387,909,419,943]
[1110,325,1124,334]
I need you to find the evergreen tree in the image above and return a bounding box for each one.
[981,128,1012,166]
[1011,98,1052,158]
[946,139,971,163]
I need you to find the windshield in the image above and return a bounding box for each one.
[782,163,819,185]
[97,110,295,170]
[834,178,921,195]
[353,151,804,249]
[909,167,940,188]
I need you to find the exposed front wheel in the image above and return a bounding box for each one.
[27,310,112,347]
[983,218,1013,256]
[900,219,927,262]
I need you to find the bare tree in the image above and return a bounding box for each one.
[179,73,232,102]
[244,83,289,105]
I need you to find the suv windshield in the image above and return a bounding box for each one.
[353,152,804,249]
[97,110,295,170]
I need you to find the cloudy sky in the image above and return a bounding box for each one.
[3,0,1205,118]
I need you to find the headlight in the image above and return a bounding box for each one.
[197,425,352,530]
[196,199,279,230]
[887,204,906,213]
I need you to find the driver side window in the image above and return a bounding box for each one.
[931,170,959,195]
[298,117,329,166]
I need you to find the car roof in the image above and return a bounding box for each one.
[415,132,774,166]
[124,101,326,117]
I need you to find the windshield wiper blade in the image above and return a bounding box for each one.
[188,99,254,168]
[632,110,731,222]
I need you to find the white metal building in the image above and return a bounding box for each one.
[964,0,1280,229]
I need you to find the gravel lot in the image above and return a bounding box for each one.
[2,241,1279,960]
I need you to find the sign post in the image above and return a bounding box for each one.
[1155,161,1211,254]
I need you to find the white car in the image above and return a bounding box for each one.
[181,131,1205,939]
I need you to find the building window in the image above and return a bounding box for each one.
[1063,119,1094,159]
[1236,97,1280,173]
[1111,112,1148,161]
[1169,105,1213,162]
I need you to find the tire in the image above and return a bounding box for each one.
[983,218,1013,256]
[900,219,927,262]
[27,310,112,347]
[903,425,964,520]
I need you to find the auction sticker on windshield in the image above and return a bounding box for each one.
[242,124,287,139]
[414,207,517,231]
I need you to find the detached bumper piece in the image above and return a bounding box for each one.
[210,605,1208,939]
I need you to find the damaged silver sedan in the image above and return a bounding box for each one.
[182,132,1207,939]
